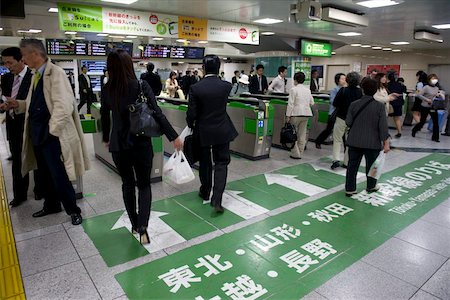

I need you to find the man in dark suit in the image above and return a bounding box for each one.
[78,66,94,114]
[140,62,162,96]
[231,70,240,85]
[248,64,268,94]
[186,55,238,213]
[310,69,320,92]
[0,47,40,207]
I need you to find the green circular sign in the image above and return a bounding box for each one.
[156,23,167,35]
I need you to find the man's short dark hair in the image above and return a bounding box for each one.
[311,69,318,74]
[334,73,345,85]
[293,72,305,84]
[256,64,264,71]
[234,70,239,75]
[361,78,378,96]
[203,55,220,75]
[146,62,155,72]
[186,70,191,75]
[346,71,361,87]
[278,66,287,74]
[81,66,87,71]
[1,47,22,61]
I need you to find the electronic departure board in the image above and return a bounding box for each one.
[185,47,205,59]
[170,47,185,59]
[142,45,205,59]
[142,45,171,58]
[87,41,107,56]
[106,42,133,56]
[46,39,88,55]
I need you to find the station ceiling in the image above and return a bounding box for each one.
[1,0,449,55]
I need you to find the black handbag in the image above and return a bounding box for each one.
[183,132,200,165]
[432,98,446,110]
[128,81,161,138]
[280,122,297,150]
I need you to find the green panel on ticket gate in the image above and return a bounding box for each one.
[227,97,273,160]
[89,103,164,182]
[158,96,274,160]
[80,118,96,133]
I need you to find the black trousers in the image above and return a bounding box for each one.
[112,145,153,229]
[412,107,439,141]
[78,93,94,114]
[315,114,336,145]
[33,137,80,215]
[9,134,29,202]
[199,143,231,207]
[345,147,379,192]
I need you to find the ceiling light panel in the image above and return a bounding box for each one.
[48,8,58,13]
[152,37,163,40]
[372,46,382,49]
[65,31,77,35]
[338,32,362,36]
[361,44,371,48]
[97,33,109,36]
[253,18,283,24]
[356,0,401,8]
[390,41,410,45]
[101,0,138,4]
[261,32,275,36]
[432,24,450,29]
[351,43,362,46]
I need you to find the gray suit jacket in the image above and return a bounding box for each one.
[346,95,389,150]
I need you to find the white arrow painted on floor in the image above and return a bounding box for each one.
[219,190,269,219]
[309,162,365,178]
[111,211,186,253]
[264,173,326,196]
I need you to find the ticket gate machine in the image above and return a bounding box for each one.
[90,103,164,182]
[158,96,274,160]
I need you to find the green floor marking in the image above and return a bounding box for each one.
[277,163,344,189]
[169,192,244,229]
[116,154,450,299]
[152,198,215,240]
[82,210,148,267]
[226,175,306,210]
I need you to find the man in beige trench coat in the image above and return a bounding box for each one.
[6,39,90,225]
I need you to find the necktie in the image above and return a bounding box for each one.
[258,76,262,92]
[9,75,21,118]
[33,71,41,89]
[11,75,21,99]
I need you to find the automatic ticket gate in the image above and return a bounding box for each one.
[227,97,273,160]
[308,95,332,143]
[90,103,164,182]
[158,96,273,160]
[157,97,188,156]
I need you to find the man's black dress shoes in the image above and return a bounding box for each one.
[71,213,83,225]
[9,199,26,207]
[32,208,62,218]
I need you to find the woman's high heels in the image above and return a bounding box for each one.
[139,227,150,245]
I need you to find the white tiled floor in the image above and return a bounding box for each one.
[2,124,449,300]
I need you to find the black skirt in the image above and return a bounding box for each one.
[411,97,423,112]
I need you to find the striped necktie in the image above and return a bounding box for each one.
[9,75,22,118]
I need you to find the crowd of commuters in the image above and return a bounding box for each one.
[0,39,447,244]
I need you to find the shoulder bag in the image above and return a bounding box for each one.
[128,81,161,138]
[432,97,446,110]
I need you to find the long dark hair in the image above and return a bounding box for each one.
[374,72,387,91]
[105,49,136,106]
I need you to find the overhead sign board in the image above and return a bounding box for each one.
[300,40,332,57]
[57,2,259,45]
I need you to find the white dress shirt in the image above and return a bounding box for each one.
[268,75,286,93]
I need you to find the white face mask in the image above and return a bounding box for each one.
[431,79,438,85]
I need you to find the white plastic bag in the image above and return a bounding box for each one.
[179,126,193,143]
[368,150,386,180]
[163,151,195,184]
